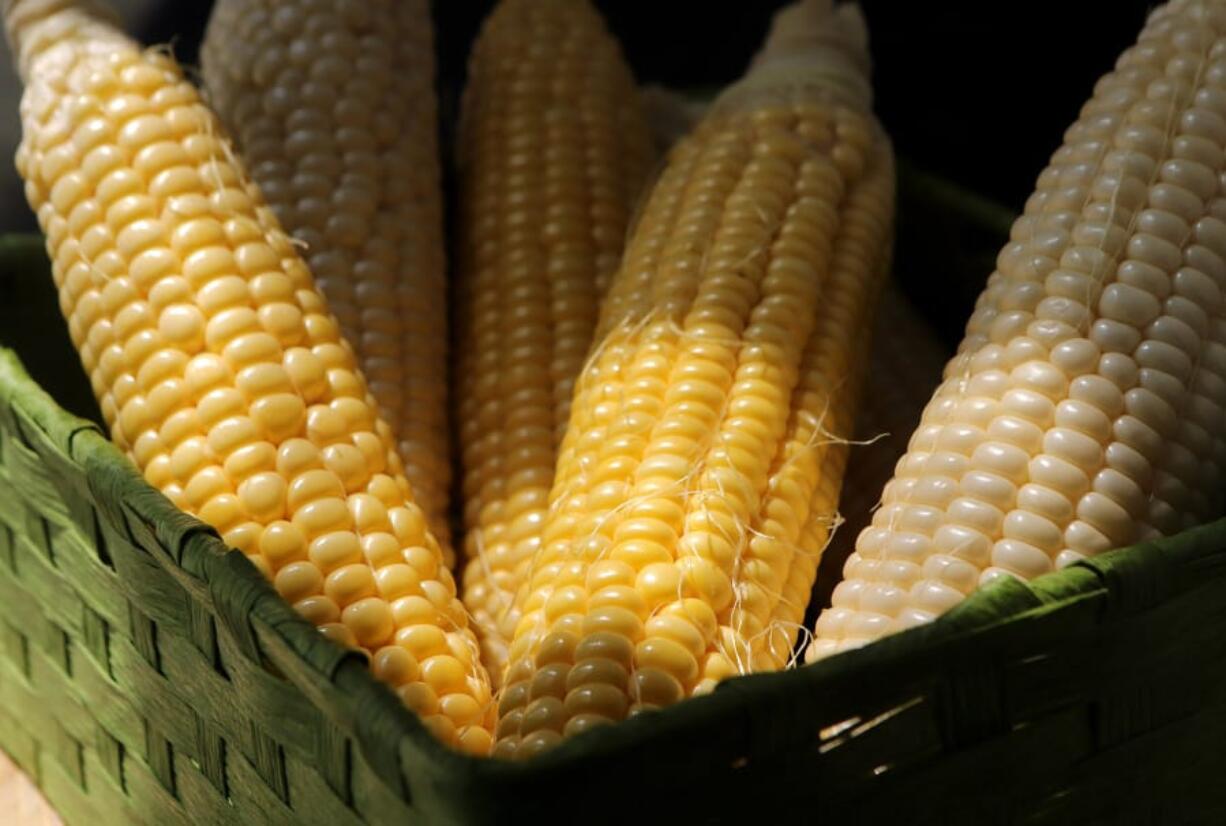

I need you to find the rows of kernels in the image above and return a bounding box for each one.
[1045,15,1224,570]
[1134,187,1226,534]
[495,117,765,747]
[495,33,892,753]
[491,123,750,756]
[201,0,453,555]
[810,0,1226,659]
[12,6,492,752]
[809,283,951,625]
[601,122,822,703]
[759,368,864,678]
[674,128,832,617]
[454,0,654,686]
[717,137,893,677]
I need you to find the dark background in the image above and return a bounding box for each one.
[0,0,1160,342]
[133,0,1157,210]
[5,0,1157,226]
[437,0,1155,212]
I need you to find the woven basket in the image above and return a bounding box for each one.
[2,163,1226,824]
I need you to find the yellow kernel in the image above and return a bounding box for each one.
[519,697,566,735]
[574,631,634,668]
[529,663,570,700]
[295,595,340,625]
[361,532,401,568]
[534,632,579,668]
[395,625,449,660]
[349,494,390,532]
[582,607,643,641]
[251,393,307,441]
[307,531,363,572]
[324,563,377,606]
[635,562,682,607]
[440,694,484,727]
[376,564,422,601]
[319,622,357,649]
[630,667,683,707]
[275,560,322,603]
[458,727,494,755]
[636,637,699,686]
[391,595,438,627]
[564,684,628,720]
[342,596,394,648]
[420,656,467,695]
[372,645,420,686]
[238,471,287,522]
[644,614,706,658]
[676,556,734,612]
[288,468,346,511]
[422,714,457,746]
[398,681,439,716]
[258,520,307,568]
[565,657,629,692]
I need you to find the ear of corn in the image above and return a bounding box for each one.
[7,0,493,752]
[493,0,895,758]
[809,0,1226,660]
[454,0,655,687]
[200,0,453,561]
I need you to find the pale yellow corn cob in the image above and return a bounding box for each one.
[454,0,655,687]
[809,0,1226,661]
[6,0,492,752]
[493,0,895,758]
[201,0,453,559]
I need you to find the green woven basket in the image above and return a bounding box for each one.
[2,165,1226,825]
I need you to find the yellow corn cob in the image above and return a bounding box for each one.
[454,0,655,687]
[811,283,949,614]
[6,0,493,752]
[809,0,1226,661]
[494,0,894,758]
[200,0,453,561]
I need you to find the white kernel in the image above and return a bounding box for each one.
[1016,483,1075,523]
[1090,318,1143,354]
[1115,260,1171,299]
[991,538,1053,579]
[945,497,1005,536]
[999,388,1056,426]
[1113,414,1166,462]
[986,415,1044,453]
[1042,427,1104,469]
[1146,314,1200,356]
[932,525,992,567]
[1054,399,1112,442]
[1108,278,1162,323]
[960,470,1016,509]
[1096,353,1139,390]
[1064,519,1114,555]
[1123,386,1178,437]
[1076,492,1135,544]
[1050,338,1100,376]
[910,580,965,614]
[1029,454,1091,500]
